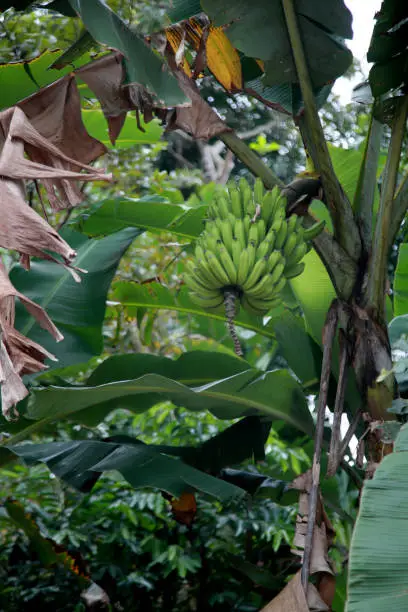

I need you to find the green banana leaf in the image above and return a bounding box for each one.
[6,439,246,502]
[393,243,408,316]
[1,351,313,442]
[112,281,273,338]
[346,422,408,612]
[201,0,353,89]
[82,110,163,147]
[77,196,207,239]
[68,0,187,106]
[0,49,95,110]
[11,228,140,367]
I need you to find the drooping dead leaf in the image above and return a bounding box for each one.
[0,336,29,420]
[77,54,132,145]
[0,260,62,341]
[260,571,330,612]
[18,75,105,165]
[77,52,171,141]
[0,178,78,271]
[166,70,231,140]
[0,261,61,419]
[289,471,335,610]
[0,82,112,211]
[260,571,308,612]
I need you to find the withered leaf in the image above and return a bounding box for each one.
[0,105,112,210]
[0,336,28,420]
[260,570,330,612]
[166,71,231,140]
[0,260,62,341]
[77,53,132,145]
[260,571,309,612]
[0,178,77,269]
[17,75,106,165]
[0,261,60,419]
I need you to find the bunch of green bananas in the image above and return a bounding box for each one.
[185,178,323,316]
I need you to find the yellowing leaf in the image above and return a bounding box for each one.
[206,26,242,90]
[165,27,192,77]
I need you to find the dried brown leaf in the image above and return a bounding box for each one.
[0,260,62,341]
[0,178,77,269]
[3,320,57,376]
[0,105,112,210]
[18,75,105,165]
[0,335,28,420]
[166,71,230,140]
[260,571,330,612]
[76,53,132,145]
[0,262,61,419]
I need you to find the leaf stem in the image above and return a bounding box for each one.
[282,0,361,262]
[353,114,383,252]
[366,95,408,317]
[219,131,284,190]
[389,166,408,247]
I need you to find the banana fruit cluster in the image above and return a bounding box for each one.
[185,178,323,316]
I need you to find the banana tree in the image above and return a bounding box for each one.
[0,0,407,609]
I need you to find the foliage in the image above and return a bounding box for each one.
[0,0,407,610]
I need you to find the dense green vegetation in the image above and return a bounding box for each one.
[0,1,407,610]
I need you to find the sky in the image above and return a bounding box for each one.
[333,0,383,102]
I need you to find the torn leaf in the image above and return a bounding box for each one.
[166,71,231,140]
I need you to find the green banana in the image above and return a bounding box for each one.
[275,219,288,249]
[243,215,251,239]
[242,258,267,291]
[246,241,257,271]
[245,294,281,313]
[283,232,298,258]
[241,293,280,316]
[303,219,325,240]
[237,248,250,286]
[245,273,274,298]
[239,178,252,212]
[257,219,266,242]
[287,214,298,233]
[229,186,243,218]
[256,239,271,260]
[266,251,282,274]
[264,228,276,251]
[196,257,223,289]
[217,196,231,220]
[285,242,308,267]
[205,251,230,286]
[234,218,246,250]
[217,244,237,284]
[220,219,234,253]
[270,260,285,285]
[187,180,310,320]
[284,262,305,279]
[185,274,220,296]
[231,238,242,268]
[271,217,283,235]
[190,292,225,309]
[248,223,259,246]
[270,275,286,295]
[261,192,274,226]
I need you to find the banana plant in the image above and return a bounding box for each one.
[0,0,407,609]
